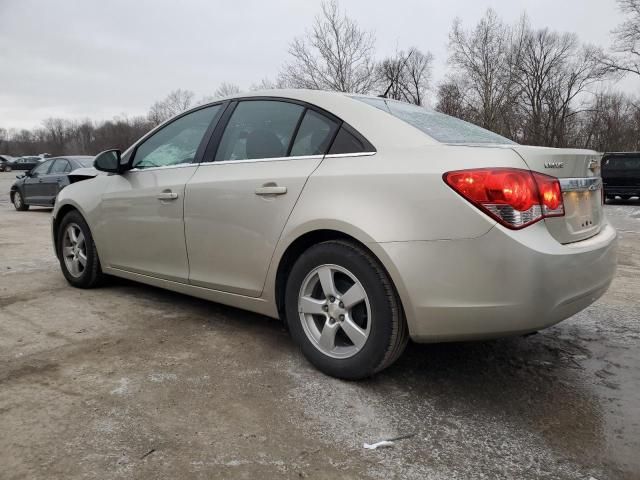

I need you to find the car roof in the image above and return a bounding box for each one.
[602,152,640,157]
[48,156,94,161]
[200,89,438,149]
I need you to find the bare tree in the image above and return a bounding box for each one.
[148,89,195,125]
[602,0,640,77]
[279,0,376,93]
[447,10,525,137]
[579,91,640,151]
[516,27,608,146]
[214,82,241,98]
[435,80,468,118]
[377,48,433,105]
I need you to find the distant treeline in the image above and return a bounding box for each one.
[1,1,639,156]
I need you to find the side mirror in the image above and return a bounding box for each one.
[94,149,122,173]
[16,174,25,179]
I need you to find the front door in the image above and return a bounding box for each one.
[22,159,53,204]
[185,100,339,297]
[95,104,223,282]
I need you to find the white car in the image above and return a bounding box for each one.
[51,90,617,379]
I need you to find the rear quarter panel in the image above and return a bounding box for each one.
[262,144,529,311]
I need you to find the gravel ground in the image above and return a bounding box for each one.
[1,171,638,479]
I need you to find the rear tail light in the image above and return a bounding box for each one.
[443,168,564,229]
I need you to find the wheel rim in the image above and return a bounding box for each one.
[298,264,371,359]
[62,223,87,278]
[14,192,22,208]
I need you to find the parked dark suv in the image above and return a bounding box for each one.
[602,152,640,200]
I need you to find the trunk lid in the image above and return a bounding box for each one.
[511,146,603,244]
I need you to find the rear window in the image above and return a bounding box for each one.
[351,96,516,145]
[603,157,640,169]
[78,158,95,167]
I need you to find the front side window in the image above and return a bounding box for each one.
[215,100,304,161]
[133,105,221,169]
[31,160,52,175]
[50,159,71,174]
[290,110,339,156]
[351,96,516,145]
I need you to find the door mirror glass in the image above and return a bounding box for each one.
[94,149,121,173]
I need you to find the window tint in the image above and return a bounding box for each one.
[328,126,367,154]
[604,157,640,169]
[133,105,220,169]
[31,160,52,175]
[50,159,71,174]
[215,100,304,161]
[290,110,339,156]
[351,96,516,145]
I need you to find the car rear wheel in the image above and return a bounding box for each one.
[57,210,104,288]
[12,191,29,211]
[285,240,408,380]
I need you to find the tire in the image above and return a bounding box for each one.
[285,240,408,380]
[12,191,29,211]
[56,210,104,288]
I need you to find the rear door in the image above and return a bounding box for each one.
[43,158,72,203]
[184,100,339,297]
[512,146,603,244]
[95,104,223,282]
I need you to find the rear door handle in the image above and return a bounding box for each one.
[255,185,287,196]
[157,191,178,200]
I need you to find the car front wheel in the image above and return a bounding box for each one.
[56,210,104,288]
[12,191,29,211]
[285,240,408,380]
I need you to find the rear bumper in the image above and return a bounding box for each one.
[379,222,618,342]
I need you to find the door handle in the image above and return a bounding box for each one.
[255,185,287,196]
[157,191,178,200]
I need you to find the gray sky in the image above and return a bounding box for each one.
[1,0,638,130]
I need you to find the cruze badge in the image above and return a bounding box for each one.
[544,161,564,168]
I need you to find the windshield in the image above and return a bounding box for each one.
[351,96,516,145]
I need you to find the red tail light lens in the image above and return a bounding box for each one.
[443,168,564,229]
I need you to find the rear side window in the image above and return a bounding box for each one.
[328,126,371,154]
[603,157,640,169]
[290,110,339,156]
[215,100,304,161]
[351,96,516,145]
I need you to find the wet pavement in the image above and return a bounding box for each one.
[0,171,638,479]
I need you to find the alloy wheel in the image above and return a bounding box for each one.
[62,223,87,278]
[298,264,371,359]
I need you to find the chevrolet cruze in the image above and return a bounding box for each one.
[52,90,617,379]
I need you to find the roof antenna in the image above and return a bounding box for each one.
[380,49,414,99]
